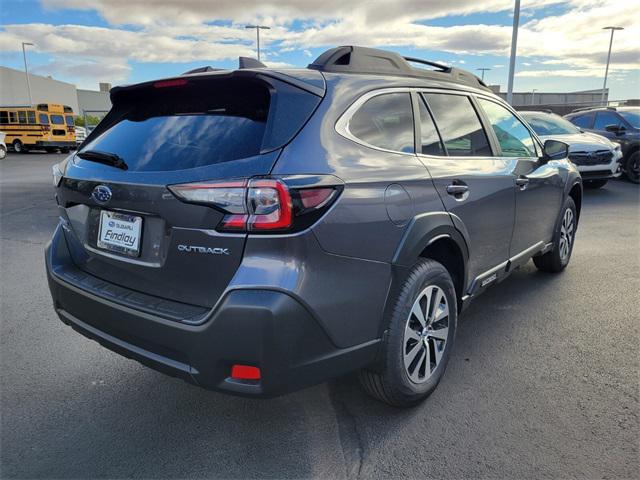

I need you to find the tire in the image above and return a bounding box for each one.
[533,196,577,273]
[60,147,70,154]
[624,151,639,184]
[12,140,26,153]
[0,145,6,160]
[360,259,457,407]
[45,147,57,153]
[584,179,608,189]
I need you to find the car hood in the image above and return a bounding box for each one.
[538,132,616,152]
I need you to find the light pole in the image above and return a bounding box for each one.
[245,25,271,62]
[476,68,491,81]
[531,88,537,105]
[22,42,34,105]
[601,26,624,106]
[506,0,520,105]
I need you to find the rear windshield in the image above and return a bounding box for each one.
[79,75,320,172]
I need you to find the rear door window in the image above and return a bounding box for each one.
[477,98,536,157]
[593,111,621,130]
[423,93,491,157]
[570,113,594,129]
[348,93,415,154]
[417,97,445,156]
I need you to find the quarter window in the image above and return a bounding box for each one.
[423,93,491,157]
[418,98,445,156]
[348,93,415,153]
[477,98,536,157]
[593,111,621,130]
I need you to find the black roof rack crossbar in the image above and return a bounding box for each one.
[308,46,491,92]
[239,57,267,69]
[403,56,450,72]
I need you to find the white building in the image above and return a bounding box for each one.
[0,66,111,114]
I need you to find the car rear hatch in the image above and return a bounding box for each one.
[55,69,324,312]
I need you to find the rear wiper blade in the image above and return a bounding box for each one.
[76,150,128,170]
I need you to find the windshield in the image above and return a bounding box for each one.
[521,113,580,136]
[618,110,640,128]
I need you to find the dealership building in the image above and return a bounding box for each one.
[0,66,111,115]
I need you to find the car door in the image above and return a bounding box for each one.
[416,91,515,288]
[474,96,563,260]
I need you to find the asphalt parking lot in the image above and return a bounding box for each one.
[1,152,638,479]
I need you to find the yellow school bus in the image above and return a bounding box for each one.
[0,103,76,153]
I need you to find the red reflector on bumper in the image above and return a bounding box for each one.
[231,365,261,380]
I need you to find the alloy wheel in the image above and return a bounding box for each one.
[403,285,450,384]
[559,207,574,262]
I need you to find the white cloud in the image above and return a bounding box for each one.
[0,0,637,88]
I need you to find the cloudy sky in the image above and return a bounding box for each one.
[1,0,638,99]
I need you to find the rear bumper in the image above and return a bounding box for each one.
[45,224,380,397]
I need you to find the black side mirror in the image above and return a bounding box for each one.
[605,124,625,135]
[543,139,569,161]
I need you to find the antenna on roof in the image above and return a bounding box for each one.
[239,57,267,69]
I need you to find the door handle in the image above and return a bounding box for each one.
[516,176,530,188]
[446,184,469,196]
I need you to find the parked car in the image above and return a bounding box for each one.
[520,110,622,188]
[75,126,86,146]
[0,132,6,159]
[564,107,640,184]
[45,46,581,407]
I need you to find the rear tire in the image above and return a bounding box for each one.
[625,151,639,184]
[12,140,26,153]
[359,259,457,407]
[584,179,608,189]
[533,197,577,273]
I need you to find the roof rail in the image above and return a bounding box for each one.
[239,57,267,69]
[182,66,222,75]
[308,46,491,92]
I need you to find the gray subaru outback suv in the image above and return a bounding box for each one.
[46,46,582,406]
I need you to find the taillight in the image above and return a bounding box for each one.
[153,79,188,88]
[169,178,340,233]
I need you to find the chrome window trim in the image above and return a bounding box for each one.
[335,86,545,160]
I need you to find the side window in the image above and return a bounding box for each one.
[477,98,536,157]
[18,111,27,124]
[39,114,49,124]
[570,113,594,129]
[27,111,36,124]
[8,112,17,123]
[0,111,8,124]
[417,97,445,156]
[593,111,621,130]
[423,93,491,157]
[348,93,415,153]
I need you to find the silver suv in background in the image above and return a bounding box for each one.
[520,110,622,189]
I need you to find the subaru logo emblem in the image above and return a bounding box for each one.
[92,185,112,205]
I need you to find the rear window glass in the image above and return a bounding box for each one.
[348,93,415,154]
[79,76,319,172]
[51,115,64,124]
[423,93,491,157]
[65,115,74,126]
